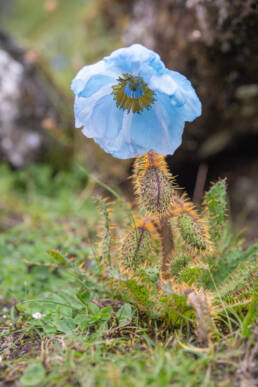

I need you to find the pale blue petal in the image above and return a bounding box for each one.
[105,44,165,80]
[95,93,185,159]
[78,74,114,98]
[95,136,146,159]
[74,96,83,128]
[154,92,185,155]
[74,84,113,133]
[130,106,171,155]
[130,92,185,157]
[71,60,117,96]
[87,94,123,139]
[94,111,145,159]
[149,70,201,121]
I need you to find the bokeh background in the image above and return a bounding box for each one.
[0,0,258,241]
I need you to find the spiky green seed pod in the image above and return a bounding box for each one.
[120,226,152,272]
[138,167,172,215]
[177,213,207,250]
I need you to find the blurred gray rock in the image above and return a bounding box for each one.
[124,0,258,157]
[0,31,73,168]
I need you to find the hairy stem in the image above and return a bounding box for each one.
[159,216,174,281]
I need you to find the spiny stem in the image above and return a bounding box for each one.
[159,216,174,281]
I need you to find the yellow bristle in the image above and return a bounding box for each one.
[133,150,174,181]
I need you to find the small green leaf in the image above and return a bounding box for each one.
[54,318,76,334]
[47,250,67,265]
[21,363,45,386]
[74,313,89,328]
[52,290,85,311]
[99,306,112,321]
[88,302,99,315]
[76,290,90,305]
[117,303,132,326]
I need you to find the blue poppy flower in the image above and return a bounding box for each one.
[71,44,201,159]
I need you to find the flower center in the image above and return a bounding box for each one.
[112,73,156,114]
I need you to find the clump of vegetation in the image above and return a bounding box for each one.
[94,151,257,343]
[0,162,257,385]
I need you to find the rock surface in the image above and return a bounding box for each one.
[0,31,73,169]
[119,0,258,240]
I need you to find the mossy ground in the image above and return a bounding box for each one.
[0,165,257,387]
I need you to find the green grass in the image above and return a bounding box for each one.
[0,164,256,386]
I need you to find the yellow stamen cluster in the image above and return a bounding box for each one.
[112,73,156,113]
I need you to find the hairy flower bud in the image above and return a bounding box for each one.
[120,221,152,273]
[172,195,213,253]
[178,213,207,250]
[133,151,176,215]
[140,167,172,214]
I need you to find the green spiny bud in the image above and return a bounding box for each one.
[138,167,172,215]
[177,213,207,250]
[120,226,152,272]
